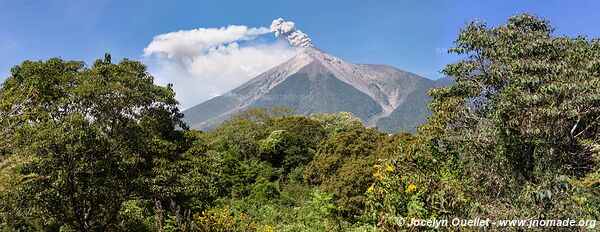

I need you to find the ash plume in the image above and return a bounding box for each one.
[270,18,313,48]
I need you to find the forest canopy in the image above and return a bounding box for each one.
[1,14,599,231]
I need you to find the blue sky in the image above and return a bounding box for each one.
[1,0,599,108]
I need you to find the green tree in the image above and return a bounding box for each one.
[267,115,328,148]
[433,14,600,218]
[309,112,364,132]
[207,107,292,160]
[258,116,327,173]
[305,128,387,217]
[258,130,313,172]
[0,55,185,231]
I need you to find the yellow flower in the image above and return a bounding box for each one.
[406,184,417,193]
[385,165,395,172]
[373,164,382,170]
[264,225,274,232]
[367,185,375,192]
[372,173,384,180]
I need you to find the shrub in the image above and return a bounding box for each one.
[305,128,387,217]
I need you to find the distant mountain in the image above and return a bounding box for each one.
[182,47,450,132]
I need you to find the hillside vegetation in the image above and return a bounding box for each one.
[1,14,599,231]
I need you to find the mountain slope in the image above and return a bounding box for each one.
[182,47,442,132]
[376,76,454,132]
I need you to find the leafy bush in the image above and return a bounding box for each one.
[305,128,387,217]
[193,206,273,232]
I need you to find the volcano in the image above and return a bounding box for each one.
[182,47,448,132]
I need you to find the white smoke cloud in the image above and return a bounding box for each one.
[270,18,313,48]
[144,25,298,109]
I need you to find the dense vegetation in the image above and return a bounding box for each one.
[1,14,599,231]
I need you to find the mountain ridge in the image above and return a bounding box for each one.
[182,47,447,132]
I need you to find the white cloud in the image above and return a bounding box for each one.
[144,25,298,109]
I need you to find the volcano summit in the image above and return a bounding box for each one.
[181,45,448,132]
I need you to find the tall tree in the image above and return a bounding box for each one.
[0,55,185,231]
[433,14,600,216]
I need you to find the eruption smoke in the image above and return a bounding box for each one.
[270,18,313,48]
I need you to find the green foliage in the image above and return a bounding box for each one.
[207,107,291,159]
[360,14,600,230]
[266,115,328,147]
[274,191,346,232]
[442,13,600,182]
[0,55,185,231]
[361,132,468,229]
[193,206,272,232]
[434,13,600,220]
[258,130,314,172]
[2,14,600,231]
[118,200,155,231]
[305,128,387,217]
[309,112,364,132]
[258,115,327,173]
[151,131,215,210]
[218,190,349,232]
